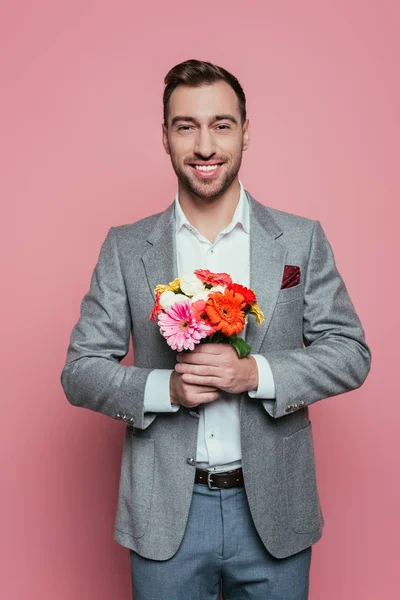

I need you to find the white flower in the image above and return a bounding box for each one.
[171,293,188,305]
[179,272,205,297]
[209,284,226,294]
[191,290,211,302]
[159,291,188,309]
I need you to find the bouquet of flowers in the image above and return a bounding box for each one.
[149,269,264,358]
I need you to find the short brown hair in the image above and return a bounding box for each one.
[163,59,246,127]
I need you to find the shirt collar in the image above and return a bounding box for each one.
[174,180,250,235]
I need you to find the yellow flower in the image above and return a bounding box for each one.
[167,277,181,292]
[250,302,264,325]
[154,284,169,295]
[154,277,181,295]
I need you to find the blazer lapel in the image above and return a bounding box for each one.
[141,202,178,300]
[245,192,287,354]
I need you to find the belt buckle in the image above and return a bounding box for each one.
[207,471,219,490]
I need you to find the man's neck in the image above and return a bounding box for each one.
[178,178,241,244]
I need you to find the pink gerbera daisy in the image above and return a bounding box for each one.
[158,299,213,351]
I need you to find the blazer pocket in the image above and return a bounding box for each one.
[276,282,304,304]
[129,437,154,537]
[283,422,323,534]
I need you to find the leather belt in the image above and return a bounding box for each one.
[195,467,244,490]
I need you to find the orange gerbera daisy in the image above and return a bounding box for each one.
[205,289,246,336]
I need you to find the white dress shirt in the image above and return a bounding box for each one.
[144,181,276,472]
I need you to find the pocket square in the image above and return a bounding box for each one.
[281,265,301,289]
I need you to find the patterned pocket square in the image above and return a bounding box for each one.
[281,265,301,289]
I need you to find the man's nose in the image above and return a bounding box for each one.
[194,126,216,157]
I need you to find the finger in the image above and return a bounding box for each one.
[184,383,219,393]
[182,391,219,408]
[177,353,217,365]
[198,391,220,404]
[175,363,218,377]
[180,344,222,357]
[182,373,220,387]
[181,386,220,407]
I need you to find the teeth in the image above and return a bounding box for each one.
[194,165,219,171]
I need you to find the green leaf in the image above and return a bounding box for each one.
[229,336,252,358]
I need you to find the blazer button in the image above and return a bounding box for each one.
[189,410,200,418]
[186,457,196,466]
[285,406,292,413]
[129,417,135,425]
[115,413,122,420]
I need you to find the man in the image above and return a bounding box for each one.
[60,59,371,599]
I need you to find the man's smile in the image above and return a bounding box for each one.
[188,162,224,178]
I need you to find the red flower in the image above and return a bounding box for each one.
[227,283,257,307]
[194,269,232,287]
[149,292,162,322]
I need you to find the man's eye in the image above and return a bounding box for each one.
[216,124,230,130]
[178,125,192,131]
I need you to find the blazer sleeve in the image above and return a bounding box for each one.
[60,226,156,430]
[260,220,372,419]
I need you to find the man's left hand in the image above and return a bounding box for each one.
[174,343,258,395]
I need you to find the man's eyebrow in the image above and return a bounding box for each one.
[213,114,238,125]
[170,114,238,127]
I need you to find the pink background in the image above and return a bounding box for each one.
[1,1,399,598]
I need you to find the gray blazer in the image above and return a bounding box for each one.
[60,190,371,560]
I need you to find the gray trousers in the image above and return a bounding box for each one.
[130,483,312,600]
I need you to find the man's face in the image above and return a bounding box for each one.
[162,81,250,200]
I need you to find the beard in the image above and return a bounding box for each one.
[169,146,243,201]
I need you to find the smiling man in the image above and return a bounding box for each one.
[61,59,371,600]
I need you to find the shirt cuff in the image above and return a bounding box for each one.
[248,354,276,399]
[144,369,180,412]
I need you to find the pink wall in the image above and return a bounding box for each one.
[2,1,398,598]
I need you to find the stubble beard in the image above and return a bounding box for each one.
[169,147,243,202]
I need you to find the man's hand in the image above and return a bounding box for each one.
[169,370,220,408]
[174,343,259,395]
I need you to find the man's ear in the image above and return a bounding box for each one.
[242,119,250,151]
[162,124,170,155]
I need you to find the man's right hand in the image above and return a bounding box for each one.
[169,370,220,408]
